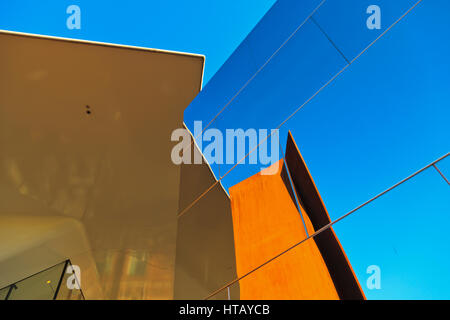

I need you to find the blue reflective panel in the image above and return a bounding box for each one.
[312,0,417,61]
[333,167,450,299]
[196,19,346,188]
[217,130,282,192]
[184,0,324,133]
[435,157,450,184]
[186,0,449,225]
[276,0,450,221]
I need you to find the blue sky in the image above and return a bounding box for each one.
[2,0,449,299]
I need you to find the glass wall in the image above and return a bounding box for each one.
[0,260,84,300]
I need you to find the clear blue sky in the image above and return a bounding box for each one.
[1,0,449,299]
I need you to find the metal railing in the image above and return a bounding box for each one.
[0,259,85,300]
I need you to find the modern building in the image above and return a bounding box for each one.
[2,0,448,300]
[0,29,362,300]
[175,132,364,300]
[0,30,204,299]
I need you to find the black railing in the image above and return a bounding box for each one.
[0,259,85,300]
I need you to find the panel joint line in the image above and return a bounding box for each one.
[432,164,450,185]
[310,15,351,65]
[279,140,310,238]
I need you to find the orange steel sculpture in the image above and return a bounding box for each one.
[229,132,365,300]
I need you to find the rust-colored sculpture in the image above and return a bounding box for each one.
[229,132,365,300]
